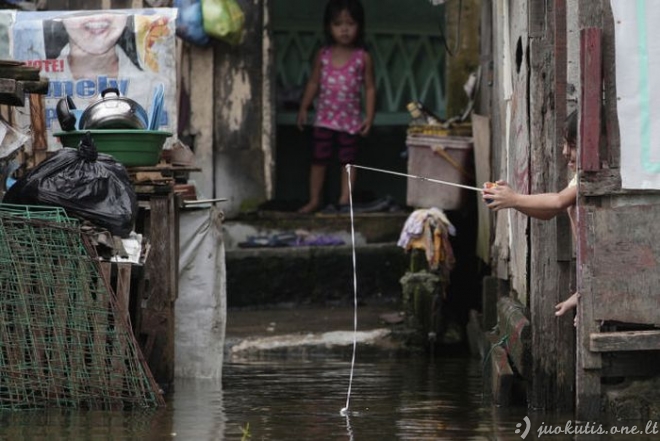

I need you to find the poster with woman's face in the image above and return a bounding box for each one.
[2,8,177,151]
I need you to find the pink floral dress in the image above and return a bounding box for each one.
[314,46,365,135]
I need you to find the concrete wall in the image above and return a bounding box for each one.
[187,0,273,218]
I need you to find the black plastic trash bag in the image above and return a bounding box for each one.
[4,132,137,237]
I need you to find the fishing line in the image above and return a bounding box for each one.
[341,164,359,417]
[340,163,483,416]
[349,164,484,192]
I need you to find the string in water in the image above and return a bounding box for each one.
[340,164,359,417]
[339,163,483,416]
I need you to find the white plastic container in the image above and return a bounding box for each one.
[406,135,475,210]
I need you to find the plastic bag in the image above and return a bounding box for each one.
[174,0,210,46]
[202,0,245,45]
[4,133,138,237]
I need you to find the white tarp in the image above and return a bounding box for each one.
[176,207,226,379]
[611,0,660,189]
[0,8,178,151]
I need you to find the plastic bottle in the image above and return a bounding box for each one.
[406,101,443,125]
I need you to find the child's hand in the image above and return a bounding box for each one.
[482,182,497,205]
[359,120,373,136]
[482,180,512,210]
[297,110,308,131]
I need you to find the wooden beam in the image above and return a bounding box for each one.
[528,0,546,38]
[490,344,514,406]
[0,79,24,106]
[497,296,530,378]
[466,309,484,358]
[138,192,178,390]
[590,330,660,352]
[116,263,132,322]
[22,79,50,95]
[29,94,48,166]
[481,275,500,330]
[580,28,602,172]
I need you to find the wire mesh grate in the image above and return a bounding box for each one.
[0,205,163,410]
[0,203,75,224]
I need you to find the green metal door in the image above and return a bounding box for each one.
[272,0,447,125]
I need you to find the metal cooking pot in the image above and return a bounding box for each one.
[79,88,148,130]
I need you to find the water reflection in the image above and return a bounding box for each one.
[0,407,173,440]
[219,356,519,440]
[0,356,658,440]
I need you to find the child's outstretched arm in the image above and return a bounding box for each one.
[483,180,577,220]
[360,52,376,136]
[297,51,322,131]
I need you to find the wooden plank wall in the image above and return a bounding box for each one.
[486,0,576,410]
[576,0,660,420]
[575,0,611,421]
[477,0,492,117]
[488,0,511,280]
[527,0,575,411]
[504,0,530,302]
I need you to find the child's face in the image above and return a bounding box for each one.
[562,140,577,172]
[330,9,358,47]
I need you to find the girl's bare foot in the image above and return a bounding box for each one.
[555,292,579,317]
[297,202,319,214]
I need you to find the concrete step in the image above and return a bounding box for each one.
[225,242,409,307]
[223,210,410,250]
[223,210,411,307]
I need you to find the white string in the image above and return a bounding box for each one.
[341,164,359,416]
[349,164,484,192]
[339,163,481,416]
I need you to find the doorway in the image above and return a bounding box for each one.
[271,0,447,208]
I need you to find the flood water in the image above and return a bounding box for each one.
[0,355,657,440]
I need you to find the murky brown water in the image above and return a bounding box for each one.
[0,355,657,440]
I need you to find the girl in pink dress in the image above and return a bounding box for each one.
[296,0,376,214]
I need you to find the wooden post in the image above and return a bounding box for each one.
[28,94,47,167]
[527,0,575,411]
[580,29,602,173]
[138,190,178,391]
[497,296,530,379]
[490,344,514,405]
[98,261,133,323]
[576,26,603,421]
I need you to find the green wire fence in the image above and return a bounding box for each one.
[0,204,163,410]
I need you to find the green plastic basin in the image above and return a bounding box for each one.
[54,130,172,167]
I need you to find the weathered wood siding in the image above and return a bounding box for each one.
[507,0,530,302]
[574,0,660,420]
[487,0,575,410]
[489,0,511,280]
[527,0,575,411]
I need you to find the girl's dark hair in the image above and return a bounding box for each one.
[43,15,142,71]
[323,0,366,48]
[565,109,578,146]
